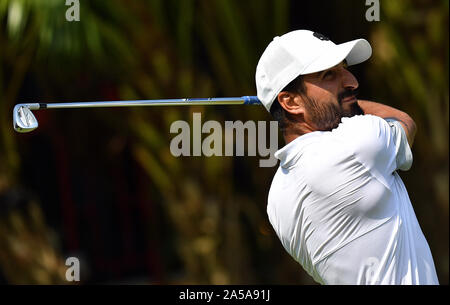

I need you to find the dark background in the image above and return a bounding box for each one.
[0,0,448,284]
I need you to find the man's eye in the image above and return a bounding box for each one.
[323,71,334,79]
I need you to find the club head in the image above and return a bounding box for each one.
[13,104,39,133]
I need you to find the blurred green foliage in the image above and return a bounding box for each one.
[0,0,448,284]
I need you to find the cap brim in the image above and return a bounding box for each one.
[302,39,372,75]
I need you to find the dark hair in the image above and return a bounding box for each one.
[269,75,305,132]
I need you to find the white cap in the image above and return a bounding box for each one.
[255,30,372,111]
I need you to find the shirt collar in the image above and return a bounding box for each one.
[275,131,323,168]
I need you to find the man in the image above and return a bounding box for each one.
[256,30,438,284]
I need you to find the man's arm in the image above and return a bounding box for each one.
[357,100,417,147]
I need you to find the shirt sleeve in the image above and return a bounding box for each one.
[384,118,413,171]
[333,115,413,178]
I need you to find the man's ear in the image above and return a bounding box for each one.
[277,91,304,115]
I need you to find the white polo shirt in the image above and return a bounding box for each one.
[267,114,439,284]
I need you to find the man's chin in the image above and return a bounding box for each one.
[342,101,364,117]
[306,97,363,131]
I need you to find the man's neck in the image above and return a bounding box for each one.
[283,124,315,144]
[283,130,313,144]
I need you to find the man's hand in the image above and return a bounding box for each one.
[357,100,417,147]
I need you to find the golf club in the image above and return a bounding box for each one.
[13,96,261,133]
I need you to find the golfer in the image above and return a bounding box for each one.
[256,30,438,284]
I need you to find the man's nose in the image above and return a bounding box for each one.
[342,68,359,90]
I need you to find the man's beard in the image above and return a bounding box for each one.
[303,88,363,131]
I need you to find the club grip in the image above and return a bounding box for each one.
[242,96,261,105]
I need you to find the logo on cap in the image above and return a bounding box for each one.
[313,32,330,41]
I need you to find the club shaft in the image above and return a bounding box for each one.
[35,96,260,110]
